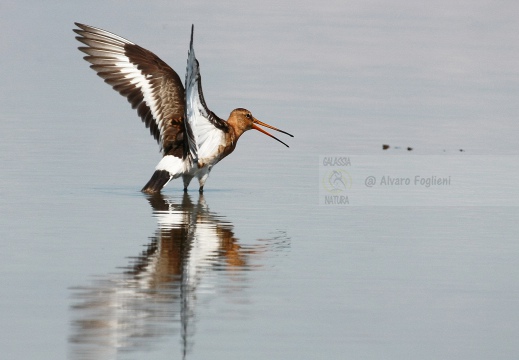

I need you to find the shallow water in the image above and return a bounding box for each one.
[2,1,519,359]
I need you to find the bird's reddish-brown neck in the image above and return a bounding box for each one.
[219,125,241,160]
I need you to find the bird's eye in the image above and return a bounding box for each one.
[246,113,252,119]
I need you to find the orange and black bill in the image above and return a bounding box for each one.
[252,119,294,148]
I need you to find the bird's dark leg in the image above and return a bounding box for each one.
[182,174,193,193]
[197,166,210,194]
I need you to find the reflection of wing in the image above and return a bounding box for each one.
[151,194,230,288]
[68,195,232,359]
[74,23,185,156]
[69,194,289,359]
[184,25,228,163]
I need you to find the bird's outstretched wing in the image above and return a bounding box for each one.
[74,23,185,156]
[184,25,229,163]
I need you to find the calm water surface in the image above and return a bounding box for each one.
[2,1,519,359]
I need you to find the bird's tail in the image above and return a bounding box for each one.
[141,170,172,194]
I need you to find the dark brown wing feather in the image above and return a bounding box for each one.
[74,22,185,155]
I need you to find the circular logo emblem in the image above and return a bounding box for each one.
[322,169,352,194]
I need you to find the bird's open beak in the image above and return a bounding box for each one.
[252,119,294,148]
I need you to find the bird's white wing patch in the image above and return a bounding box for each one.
[184,26,226,164]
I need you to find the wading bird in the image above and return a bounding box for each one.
[74,23,293,194]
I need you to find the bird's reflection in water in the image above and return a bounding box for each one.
[69,193,289,359]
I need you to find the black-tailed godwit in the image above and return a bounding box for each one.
[74,23,293,193]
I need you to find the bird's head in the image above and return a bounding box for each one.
[228,108,293,147]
